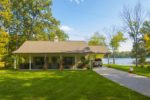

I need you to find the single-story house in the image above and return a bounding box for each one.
[13,37,110,70]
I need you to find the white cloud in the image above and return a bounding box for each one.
[59,25,73,33]
[69,0,84,4]
[59,25,87,41]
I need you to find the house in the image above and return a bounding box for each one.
[13,37,110,70]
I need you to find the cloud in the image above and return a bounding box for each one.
[70,0,84,4]
[59,25,73,33]
[59,25,87,41]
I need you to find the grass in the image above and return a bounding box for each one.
[104,64,150,77]
[0,70,150,100]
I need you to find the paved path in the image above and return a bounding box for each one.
[94,67,150,97]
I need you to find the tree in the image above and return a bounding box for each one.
[88,32,106,46]
[49,29,69,41]
[109,32,126,64]
[121,2,146,67]
[0,0,12,27]
[0,28,9,67]
[8,0,62,50]
[144,34,150,52]
[0,0,69,68]
[10,0,59,40]
[0,0,12,67]
[141,21,150,52]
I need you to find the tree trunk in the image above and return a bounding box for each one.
[107,54,110,64]
[135,55,138,67]
[113,51,115,64]
[135,35,138,67]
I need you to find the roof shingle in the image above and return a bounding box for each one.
[13,41,110,54]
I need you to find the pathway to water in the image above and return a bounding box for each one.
[94,67,150,97]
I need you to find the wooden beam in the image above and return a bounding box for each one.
[29,55,32,70]
[44,55,48,70]
[60,56,63,71]
[90,60,93,70]
[74,55,77,70]
[14,55,17,69]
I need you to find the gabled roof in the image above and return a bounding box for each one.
[13,41,110,54]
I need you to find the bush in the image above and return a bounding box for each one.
[140,63,144,68]
[5,55,15,68]
[77,57,90,69]
[107,64,111,68]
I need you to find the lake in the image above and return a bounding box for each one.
[102,58,150,65]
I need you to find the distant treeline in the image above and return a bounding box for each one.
[110,51,132,58]
[106,51,150,58]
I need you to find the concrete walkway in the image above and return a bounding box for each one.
[94,67,150,97]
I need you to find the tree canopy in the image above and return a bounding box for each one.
[0,0,69,67]
[109,32,126,64]
[121,2,146,66]
[109,32,126,51]
[88,32,106,46]
[0,28,9,66]
[0,0,12,26]
[141,21,150,53]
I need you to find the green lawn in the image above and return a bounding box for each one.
[0,70,149,100]
[104,64,150,77]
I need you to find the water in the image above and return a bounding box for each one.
[102,58,150,66]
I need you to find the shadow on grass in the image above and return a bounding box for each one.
[0,70,90,100]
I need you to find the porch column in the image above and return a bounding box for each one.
[14,55,17,69]
[60,55,63,70]
[90,59,93,70]
[29,55,32,70]
[74,55,77,69]
[44,55,48,70]
[107,54,110,64]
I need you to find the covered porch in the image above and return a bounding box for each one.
[14,53,110,70]
[14,53,90,70]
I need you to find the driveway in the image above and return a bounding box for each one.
[94,67,150,97]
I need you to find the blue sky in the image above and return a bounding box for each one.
[52,0,150,51]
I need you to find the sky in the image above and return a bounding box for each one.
[52,0,150,52]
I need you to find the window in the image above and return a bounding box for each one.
[34,57,44,66]
[63,57,75,65]
[51,57,58,64]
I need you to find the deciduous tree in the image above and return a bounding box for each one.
[0,28,9,67]
[109,32,126,64]
[0,0,12,27]
[121,2,146,67]
[88,32,106,46]
[141,21,150,52]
